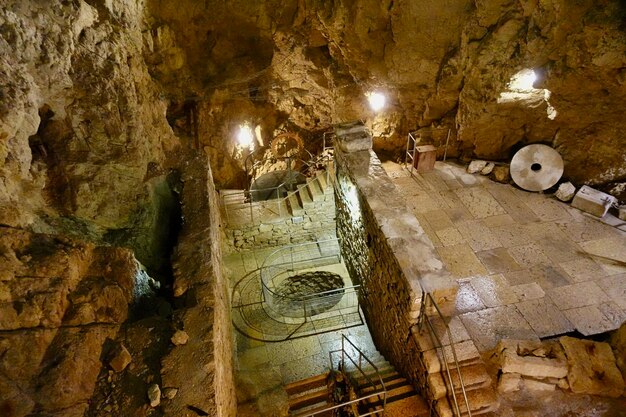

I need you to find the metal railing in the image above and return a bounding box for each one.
[415,292,471,417]
[221,154,334,227]
[260,239,360,322]
[298,335,387,417]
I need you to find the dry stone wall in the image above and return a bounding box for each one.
[224,196,336,252]
[334,143,456,378]
[161,151,236,417]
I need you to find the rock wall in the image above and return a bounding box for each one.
[0,0,180,275]
[224,196,336,252]
[334,144,456,376]
[160,151,236,417]
[0,227,138,417]
[145,0,626,191]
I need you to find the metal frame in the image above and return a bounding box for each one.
[296,334,387,417]
[416,292,472,417]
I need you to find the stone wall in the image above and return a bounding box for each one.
[224,195,336,252]
[334,143,456,379]
[160,151,236,417]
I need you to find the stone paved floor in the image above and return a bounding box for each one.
[224,247,377,385]
[384,161,626,351]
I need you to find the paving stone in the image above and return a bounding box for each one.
[454,187,507,219]
[559,257,605,282]
[511,283,545,301]
[490,223,534,247]
[507,243,550,268]
[516,298,574,338]
[597,274,626,309]
[524,193,571,221]
[531,264,574,290]
[460,306,538,351]
[457,220,502,251]
[556,219,616,243]
[547,281,609,310]
[455,280,486,314]
[435,227,465,246]
[437,244,487,278]
[476,247,522,274]
[563,305,619,335]
[579,237,626,275]
[444,206,474,224]
[536,236,583,264]
[482,214,516,228]
[486,184,540,224]
[597,302,626,328]
[470,274,519,308]
[424,210,455,231]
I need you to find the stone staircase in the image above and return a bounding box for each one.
[285,350,429,417]
[221,168,333,225]
[410,318,499,417]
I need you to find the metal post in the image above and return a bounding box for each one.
[443,128,451,162]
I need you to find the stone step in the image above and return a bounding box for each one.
[421,340,482,374]
[285,372,328,396]
[290,401,333,417]
[296,184,315,209]
[427,363,492,400]
[288,386,329,410]
[316,171,332,194]
[375,394,430,417]
[359,375,408,395]
[307,178,325,202]
[362,381,415,402]
[435,386,499,417]
[352,364,396,387]
[287,193,304,216]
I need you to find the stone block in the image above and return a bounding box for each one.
[521,377,556,391]
[618,205,626,221]
[498,373,521,393]
[497,339,567,379]
[560,336,625,397]
[571,185,617,217]
[555,182,576,202]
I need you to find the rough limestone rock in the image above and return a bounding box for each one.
[555,182,577,202]
[109,344,132,373]
[497,339,568,379]
[610,323,626,383]
[170,330,189,346]
[481,162,495,175]
[147,383,161,407]
[468,160,488,174]
[0,227,137,416]
[163,387,178,400]
[560,336,625,398]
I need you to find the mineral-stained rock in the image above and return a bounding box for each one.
[109,343,132,373]
[555,182,576,202]
[491,165,511,184]
[560,336,625,398]
[610,323,626,384]
[148,383,161,407]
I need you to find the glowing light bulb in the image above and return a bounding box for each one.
[510,69,537,91]
[367,91,386,112]
[237,124,254,148]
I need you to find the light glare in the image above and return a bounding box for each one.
[509,69,537,91]
[367,91,386,112]
[237,124,254,148]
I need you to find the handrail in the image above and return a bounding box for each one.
[418,292,472,417]
[297,334,386,417]
[222,153,334,226]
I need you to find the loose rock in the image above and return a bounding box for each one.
[468,160,488,174]
[147,383,161,407]
[171,330,189,346]
[560,336,625,397]
[163,387,178,399]
[491,165,510,183]
[109,343,132,373]
[555,182,576,202]
[481,162,495,175]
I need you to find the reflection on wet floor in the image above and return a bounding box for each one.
[224,247,377,386]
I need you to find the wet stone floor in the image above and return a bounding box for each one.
[384,161,626,351]
[224,248,377,386]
